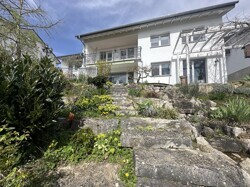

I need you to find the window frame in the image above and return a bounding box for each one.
[100,51,113,62]
[151,61,171,77]
[120,49,127,59]
[150,33,170,48]
[127,48,135,58]
[181,27,206,44]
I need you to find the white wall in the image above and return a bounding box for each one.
[138,16,223,84]
[227,48,250,74]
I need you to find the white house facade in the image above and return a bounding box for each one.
[76,1,241,84]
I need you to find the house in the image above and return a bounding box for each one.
[0,19,59,65]
[76,1,240,84]
[57,53,83,78]
[225,34,250,81]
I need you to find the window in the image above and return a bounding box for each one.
[151,62,171,76]
[244,45,250,58]
[151,36,159,47]
[100,52,106,61]
[107,51,112,61]
[150,33,170,47]
[182,34,205,44]
[127,48,135,58]
[120,49,126,59]
[100,51,113,61]
[151,64,160,76]
[181,27,206,44]
[162,63,171,75]
[161,34,170,46]
[190,34,206,43]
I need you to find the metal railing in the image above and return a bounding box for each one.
[85,46,141,65]
[61,67,97,79]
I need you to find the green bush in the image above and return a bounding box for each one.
[136,100,178,119]
[92,129,122,159]
[0,55,66,162]
[211,97,250,124]
[128,88,141,97]
[233,87,250,96]
[136,100,157,117]
[212,84,234,94]
[156,107,178,119]
[178,84,200,98]
[142,90,160,98]
[43,128,95,166]
[87,75,108,88]
[208,92,227,101]
[127,84,142,97]
[75,95,118,116]
[91,129,137,186]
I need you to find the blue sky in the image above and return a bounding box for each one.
[36,0,250,57]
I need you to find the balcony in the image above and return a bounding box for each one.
[85,47,141,65]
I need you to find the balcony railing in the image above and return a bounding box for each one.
[85,47,141,65]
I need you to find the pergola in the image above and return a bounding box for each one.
[172,22,250,83]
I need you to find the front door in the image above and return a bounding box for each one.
[183,59,206,83]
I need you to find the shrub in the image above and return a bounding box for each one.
[178,84,200,98]
[75,95,118,116]
[43,128,95,166]
[156,107,178,119]
[0,55,66,163]
[211,97,250,124]
[92,129,121,158]
[96,60,111,77]
[91,129,137,186]
[208,92,227,101]
[136,100,158,117]
[128,88,142,97]
[212,84,234,94]
[136,100,178,119]
[87,75,108,88]
[233,87,250,96]
[142,90,160,98]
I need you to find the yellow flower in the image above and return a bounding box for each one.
[125,173,129,177]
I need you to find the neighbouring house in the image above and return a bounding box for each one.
[0,21,59,65]
[76,1,243,84]
[57,53,83,78]
[33,31,60,66]
[226,34,250,81]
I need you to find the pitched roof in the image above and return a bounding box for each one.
[77,1,238,40]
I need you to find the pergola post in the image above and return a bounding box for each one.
[186,35,190,84]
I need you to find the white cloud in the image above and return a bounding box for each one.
[36,0,250,55]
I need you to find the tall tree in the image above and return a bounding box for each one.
[0,0,59,59]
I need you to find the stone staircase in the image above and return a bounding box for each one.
[120,117,250,187]
[110,85,137,116]
[87,85,250,186]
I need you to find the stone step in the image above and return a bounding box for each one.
[116,110,138,116]
[110,88,128,92]
[116,106,135,110]
[134,148,249,187]
[120,118,195,149]
[111,95,129,99]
